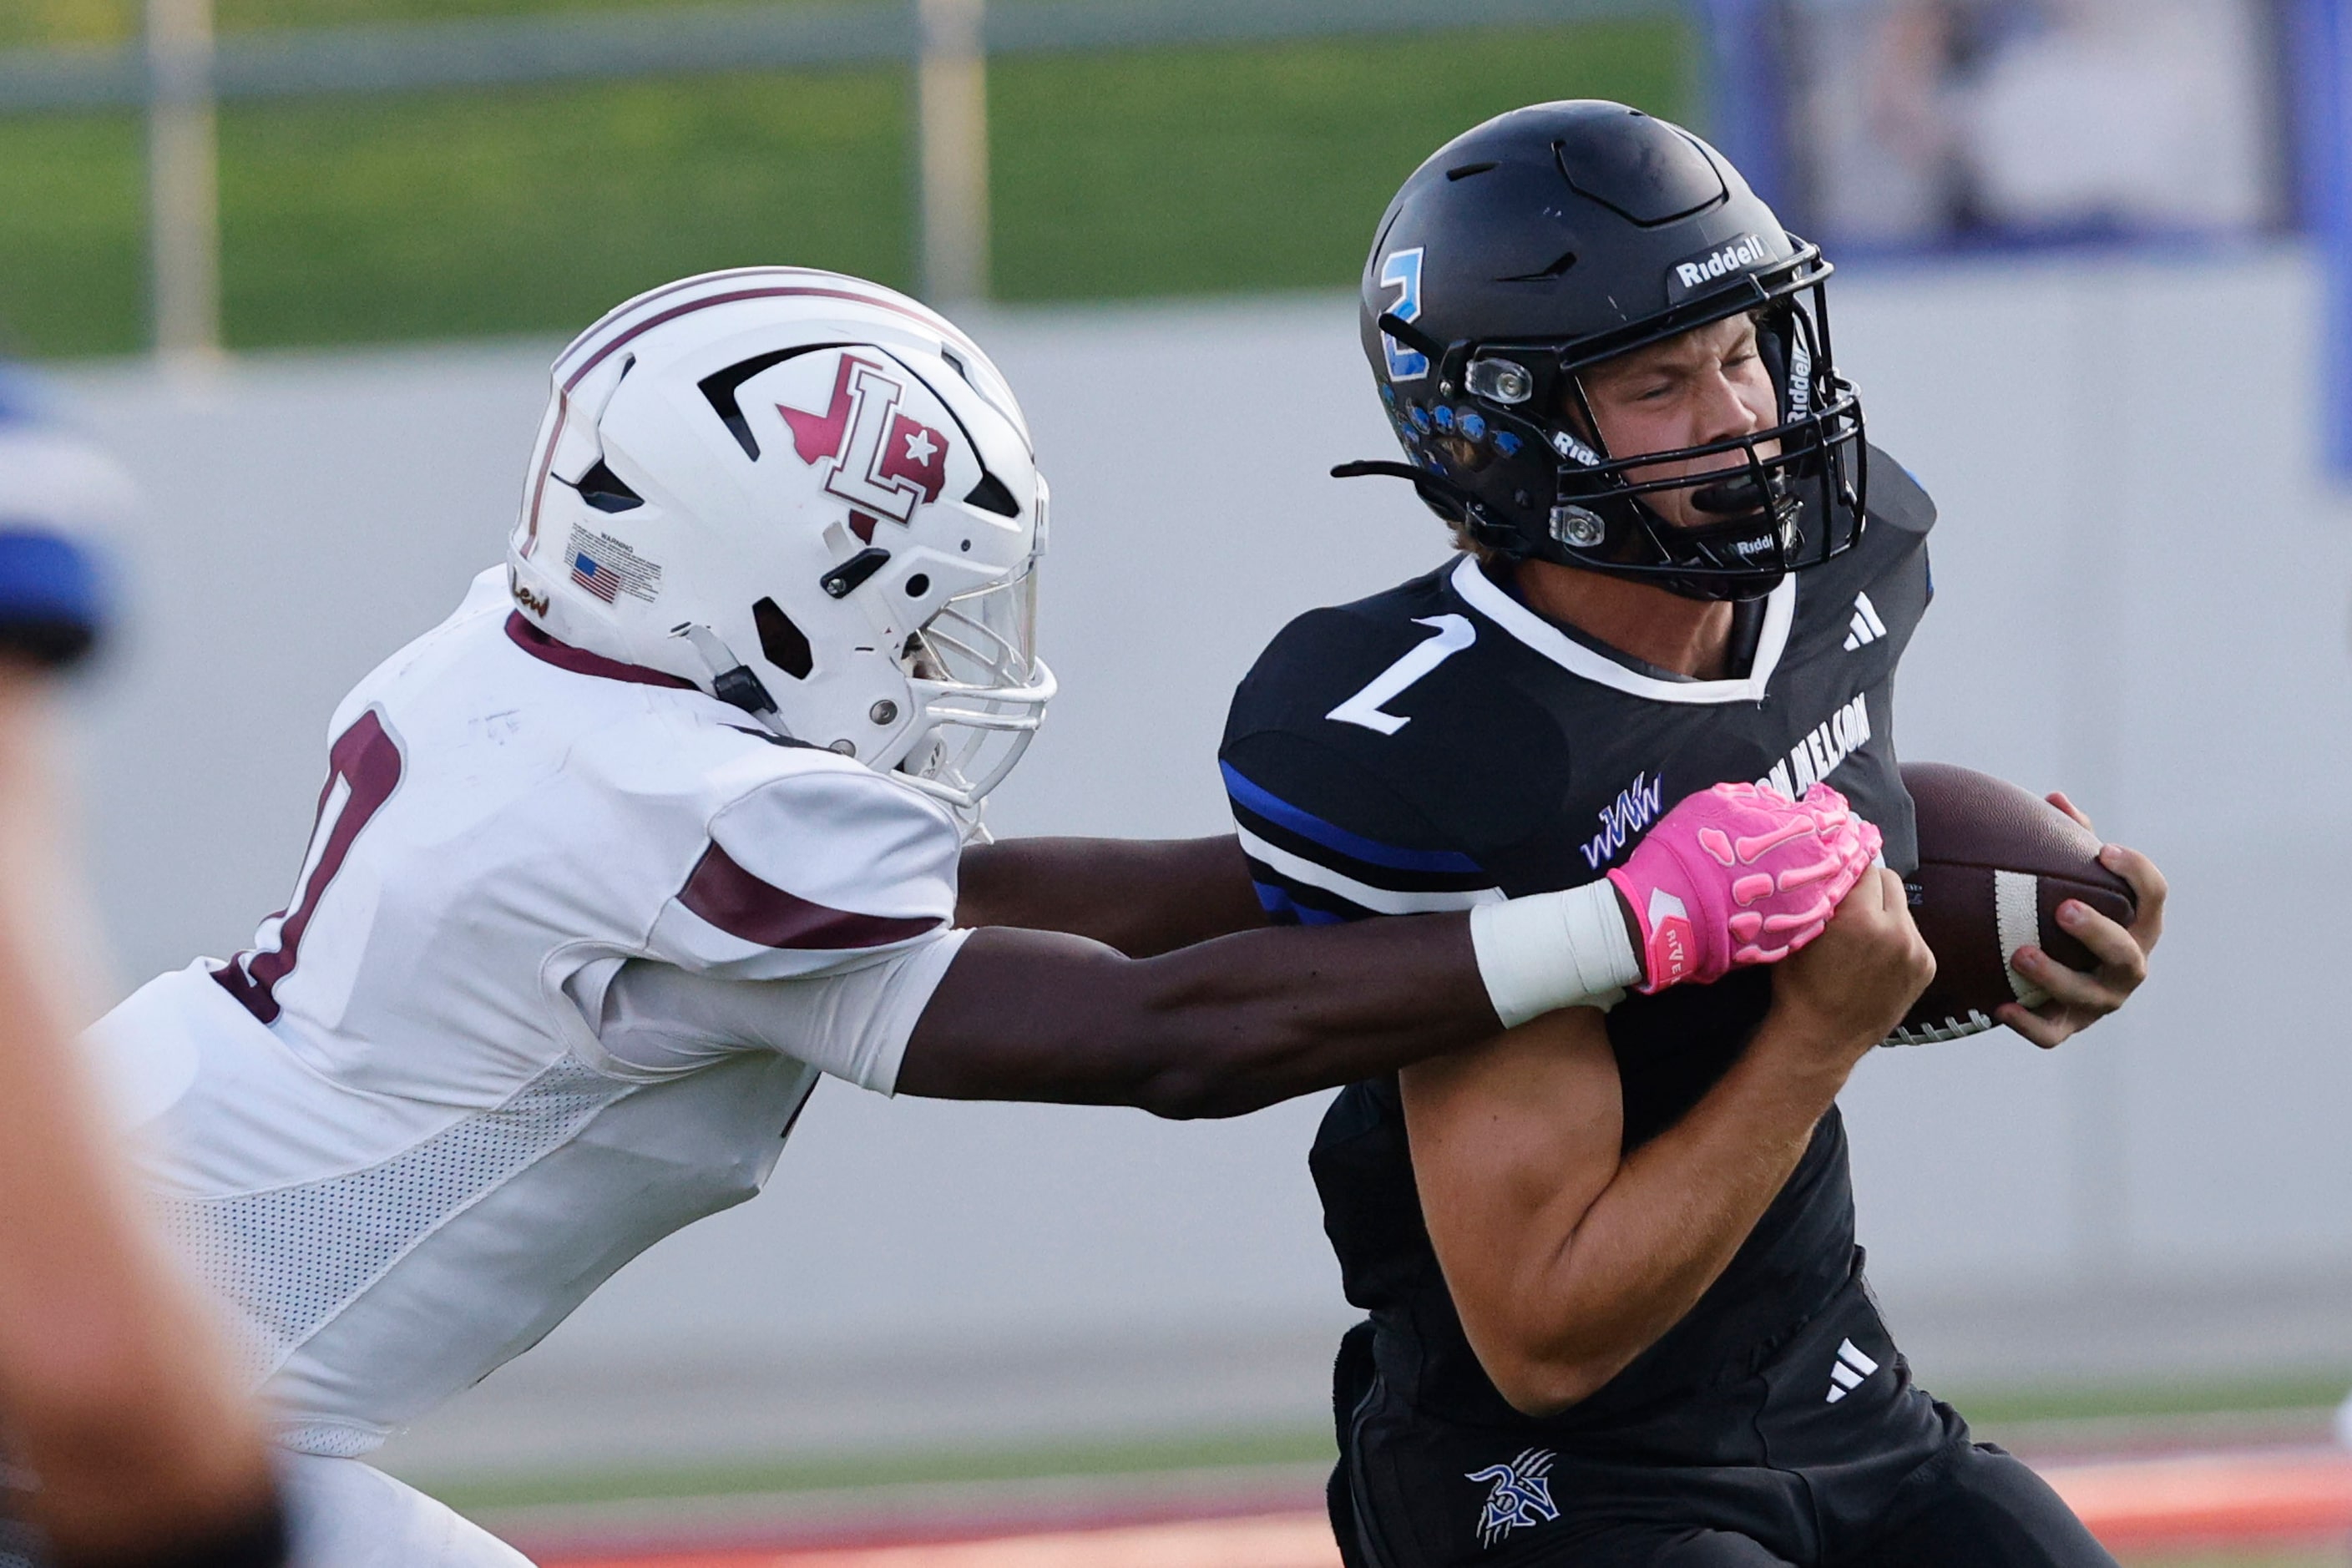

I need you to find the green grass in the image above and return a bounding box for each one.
[0,112,146,358]
[3,0,137,48]
[1936,1370,2352,1432]
[0,67,913,357]
[390,1373,2352,1564]
[8,0,1272,48]
[218,69,913,350]
[0,18,1689,356]
[989,20,1689,302]
[401,1370,2352,1516]
[217,0,882,30]
[404,1423,1336,1512]
[401,1379,2352,1567]
[2,0,892,48]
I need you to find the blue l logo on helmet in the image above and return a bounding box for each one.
[1379,248,1429,381]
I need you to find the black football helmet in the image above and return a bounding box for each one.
[1340,101,1867,602]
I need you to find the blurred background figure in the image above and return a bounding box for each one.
[3,0,2352,1563]
[1788,0,2279,246]
[0,369,286,1565]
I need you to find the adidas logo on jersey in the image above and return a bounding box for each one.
[1825,1337,1879,1403]
[1842,591,1889,651]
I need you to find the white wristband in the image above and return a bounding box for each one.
[1469,882,1642,1029]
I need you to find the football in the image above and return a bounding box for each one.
[1885,762,2137,1046]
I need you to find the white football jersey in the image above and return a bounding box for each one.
[89,568,969,1457]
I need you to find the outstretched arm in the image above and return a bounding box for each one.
[898,913,1497,1118]
[609,867,1641,1118]
[909,781,1880,1120]
[956,834,1265,957]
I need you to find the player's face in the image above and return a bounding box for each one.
[1572,315,1780,531]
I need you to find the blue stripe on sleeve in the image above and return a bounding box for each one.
[1221,760,1483,876]
[1252,880,1351,927]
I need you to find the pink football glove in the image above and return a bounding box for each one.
[1605,781,1882,992]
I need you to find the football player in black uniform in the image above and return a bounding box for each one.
[1214,104,2167,1566]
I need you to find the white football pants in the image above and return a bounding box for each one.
[284,1454,535,1568]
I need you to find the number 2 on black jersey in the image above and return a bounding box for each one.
[215,708,405,1024]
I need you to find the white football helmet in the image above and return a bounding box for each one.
[507,268,1054,820]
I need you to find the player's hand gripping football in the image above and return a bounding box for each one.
[1768,865,1939,1065]
[1607,781,1883,993]
[1998,792,2167,1050]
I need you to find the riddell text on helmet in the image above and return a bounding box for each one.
[1670,233,1769,293]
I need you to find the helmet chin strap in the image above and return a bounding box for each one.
[1555,483,1795,603]
[670,623,786,731]
[1659,566,1784,604]
[1690,473,1785,517]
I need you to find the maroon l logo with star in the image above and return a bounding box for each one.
[778,355,953,542]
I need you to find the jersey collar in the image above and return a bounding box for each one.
[503,612,699,690]
[1449,556,1795,706]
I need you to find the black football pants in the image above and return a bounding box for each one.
[1328,1263,2119,1568]
[1520,1440,2117,1568]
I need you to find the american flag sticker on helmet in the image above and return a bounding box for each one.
[565,525,663,605]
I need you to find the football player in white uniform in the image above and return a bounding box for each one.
[76,270,1874,1566]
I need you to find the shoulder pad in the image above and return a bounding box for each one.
[1864,446,1935,537]
[1225,566,1464,736]
[1223,570,1565,870]
[645,756,960,982]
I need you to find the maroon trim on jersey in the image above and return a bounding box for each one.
[215,707,406,1025]
[678,841,940,950]
[504,613,697,690]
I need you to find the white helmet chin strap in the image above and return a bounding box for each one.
[670,623,786,732]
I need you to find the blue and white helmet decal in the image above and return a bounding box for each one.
[1378,247,1429,382]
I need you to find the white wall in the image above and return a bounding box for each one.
[1834,247,2352,1286]
[48,246,2352,1466]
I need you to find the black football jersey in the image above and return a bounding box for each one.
[1218,448,1935,1437]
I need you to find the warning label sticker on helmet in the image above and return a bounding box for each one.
[1665,232,1773,305]
[565,524,663,605]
